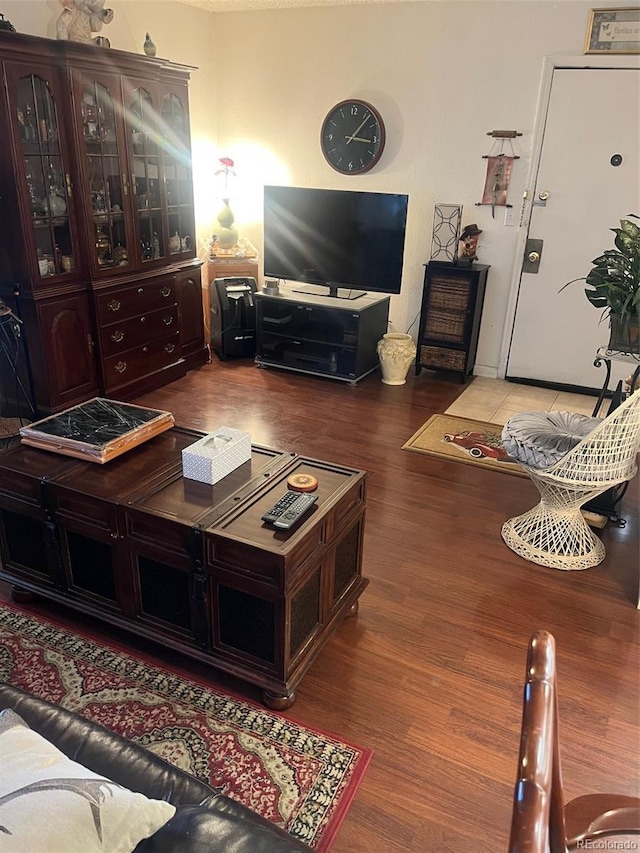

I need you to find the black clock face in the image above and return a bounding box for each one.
[321,100,385,175]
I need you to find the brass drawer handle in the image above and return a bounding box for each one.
[114,361,127,373]
[164,342,175,353]
[162,315,173,325]
[107,298,121,312]
[161,286,171,297]
[111,330,124,342]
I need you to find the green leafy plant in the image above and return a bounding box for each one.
[562,214,640,323]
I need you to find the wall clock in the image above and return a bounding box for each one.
[320,100,385,175]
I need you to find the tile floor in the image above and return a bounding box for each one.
[444,377,599,425]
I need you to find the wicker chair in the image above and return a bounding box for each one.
[509,631,640,852]
[501,390,640,570]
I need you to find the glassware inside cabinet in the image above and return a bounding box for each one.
[129,87,157,156]
[17,75,74,279]
[138,214,163,261]
[81,82,130,270]
[129,87,164,264]
[161,93,194,256]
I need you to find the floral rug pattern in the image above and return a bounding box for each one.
[0,601,371,850]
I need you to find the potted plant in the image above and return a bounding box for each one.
[562,214,640,354]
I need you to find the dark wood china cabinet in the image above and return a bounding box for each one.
[0,31,207,417]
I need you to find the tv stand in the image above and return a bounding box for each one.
[255,283,390,384]
[290,282,367,301]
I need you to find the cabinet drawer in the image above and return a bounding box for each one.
[100,305,179,356]
[96,280,176,324]
[419,345,466,371]
[103,332,181,390]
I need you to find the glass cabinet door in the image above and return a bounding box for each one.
[128,86,165,266]
[14,72,77,282]
[161,91,195,258]
[78,78,132,274]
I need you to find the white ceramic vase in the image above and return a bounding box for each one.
[377,333,416,385]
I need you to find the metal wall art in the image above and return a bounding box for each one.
[476,130,521,218]
[430,203,463,262]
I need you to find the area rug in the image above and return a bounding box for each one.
[0,418,26,452]
[402,413,527,477]
[0,600,371,851]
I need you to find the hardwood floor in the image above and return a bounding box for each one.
[6,359,640,851]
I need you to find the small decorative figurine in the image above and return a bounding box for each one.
[0,12,16,31]
[457,223,482,266]
[169,231,181,253]
[143,33,157,56]
[56,0,114,45]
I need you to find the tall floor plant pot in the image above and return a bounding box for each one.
[377,333,416,385]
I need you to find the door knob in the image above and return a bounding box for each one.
[528,251,540,263]
[538,191,550,201]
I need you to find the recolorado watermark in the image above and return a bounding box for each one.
[576,842,638,851]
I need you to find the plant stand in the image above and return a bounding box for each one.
[591,347,640,417]
[584,347,640,525]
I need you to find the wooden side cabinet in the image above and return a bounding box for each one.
[415,261,490,383]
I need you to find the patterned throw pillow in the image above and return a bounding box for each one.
[0,708,175,853]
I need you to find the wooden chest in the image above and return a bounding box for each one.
[0,427,368,708]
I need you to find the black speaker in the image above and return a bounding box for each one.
[210,277,258,359]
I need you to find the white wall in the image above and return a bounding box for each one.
[1,0,611,375]
[211,1,605,375]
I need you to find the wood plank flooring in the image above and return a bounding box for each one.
[4,359,639,851]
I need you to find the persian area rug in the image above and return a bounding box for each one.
[0,418,26,452]
[0,600,371,851]
[402,413,527,477]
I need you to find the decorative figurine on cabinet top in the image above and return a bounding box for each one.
[0,12,16,31]
[457,223,482,266]
[143,33,157,56]
[56,0,114,45]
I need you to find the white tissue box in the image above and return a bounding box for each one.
[182,427,251,485]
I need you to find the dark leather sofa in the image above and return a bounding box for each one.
[0,683,313,853]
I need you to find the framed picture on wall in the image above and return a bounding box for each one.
[585,7,640,54]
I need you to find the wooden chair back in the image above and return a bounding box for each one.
[509,630,640,852]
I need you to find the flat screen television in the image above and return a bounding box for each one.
[263,185,409,300]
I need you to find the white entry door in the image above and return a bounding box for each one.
[506,67,640,390]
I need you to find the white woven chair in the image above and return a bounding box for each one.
[501,390,640,570]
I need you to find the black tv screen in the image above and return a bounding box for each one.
[263,186,408,298]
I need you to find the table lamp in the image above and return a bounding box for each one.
[214,157,238,251]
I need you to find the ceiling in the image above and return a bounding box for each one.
[174,0,430,12]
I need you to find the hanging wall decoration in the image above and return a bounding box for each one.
[476,130,521,218]
[430,203,463,262]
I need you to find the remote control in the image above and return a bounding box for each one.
[272,492,317,531]
[261,490,317,528]
[262,490,308,524]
